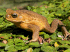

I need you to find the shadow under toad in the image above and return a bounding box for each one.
[0,25,32,39]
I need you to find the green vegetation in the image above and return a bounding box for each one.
[0,0,70,52]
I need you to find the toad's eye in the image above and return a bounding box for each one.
[12,13,17,18]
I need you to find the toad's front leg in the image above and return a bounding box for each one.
[27,24,40,42]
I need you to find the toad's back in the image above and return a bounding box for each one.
[16,10,49,30]
[17,10,48,23]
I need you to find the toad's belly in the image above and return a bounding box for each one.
[14,23,30,31]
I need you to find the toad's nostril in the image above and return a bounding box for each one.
[6,15,9,18]
[7,15,10,17]
[7,15,9,17]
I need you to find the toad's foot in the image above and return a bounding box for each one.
[25,38,38,44]
[64,32,70,38]
[38,36,45,44]
[29,38,38,42]
[29,36,45,44]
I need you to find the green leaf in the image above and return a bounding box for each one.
[39,32,46,35]
[27,6,31,10]
[59,44,70,48]
[42,42,49,47]
[57,37,62,40]
[50,33,57,40]
[27,48,33,52]
[0,8,6,15]
[22,45,29,50]
[64,49,70,52]
[0,33,10,39]
[44,34,50,39]
[0,17,3,23]
[0,42,6,46]
[14,38,23,43]
[47,17,53,24]
[33,48,40,52]
[14,38,25,46]
[57,32,62,36]
[0,49,5,52]
[5,44,17,51]
[63,20,70,27]
[29,42,40,47]
[40,6,46,11]
[41,46,57,52]
[50,40,56,45]
[21,35,27,39]
[15,45,22,50]
[8,39,14,45]
[57,40,70,44]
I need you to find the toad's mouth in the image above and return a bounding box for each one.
[6,18,25,23]
[6,18,30,23]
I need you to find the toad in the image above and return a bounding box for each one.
[6,9,70,42]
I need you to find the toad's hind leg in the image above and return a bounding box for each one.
[45,19,70,38]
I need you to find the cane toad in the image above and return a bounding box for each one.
[6,9,70,42]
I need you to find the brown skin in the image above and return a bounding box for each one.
[6,9,70,42]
